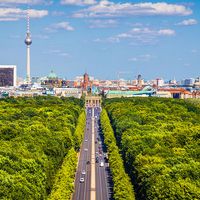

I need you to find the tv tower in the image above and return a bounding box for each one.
[24,9,32,84]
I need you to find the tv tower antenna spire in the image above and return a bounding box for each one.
[25,8,32,84]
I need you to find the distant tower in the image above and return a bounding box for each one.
[137,74,142,86]
[24,9,32,84]
[83,72,89,90]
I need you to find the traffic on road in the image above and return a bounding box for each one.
[72,106,113,200]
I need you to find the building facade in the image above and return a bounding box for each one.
[0,65,17,87]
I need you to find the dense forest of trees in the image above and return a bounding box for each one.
[48,111,86,200]
[0,96,85,200]
[100,109,135,200]
[104,97,200,200]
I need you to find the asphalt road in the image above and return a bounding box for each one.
[72,107,113,200]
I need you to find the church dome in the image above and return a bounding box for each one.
[48,70,58,79]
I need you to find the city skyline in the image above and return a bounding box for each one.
[0,0,199,80]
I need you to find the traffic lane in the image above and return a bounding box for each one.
[80,114,92,200]
[85,121,92,200]
[95,114,104,200]
[82,113,93,200]
[95,114,110,200]
[96,165,103,200]
[95,129,100,200]
[78,126,90,200]
[95,149,105,200]
[73,109,92,200]
[100,163,109,200]
[73,130,87,200]
[83,128,91,200]
[86,109,94,200]
[97,151,108,200]
[98,130,113,199]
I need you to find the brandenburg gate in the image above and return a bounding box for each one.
[85,96,102,108]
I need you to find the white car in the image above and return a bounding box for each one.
[81,170,86,175]
[84,148,88,151]
[100,161,104,167]
[80,178,84,183]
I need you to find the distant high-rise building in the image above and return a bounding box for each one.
[24,9,32,84]
[0,65,17,87]
[183,78,195,86]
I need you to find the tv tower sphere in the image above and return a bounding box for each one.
[25,33,32,45]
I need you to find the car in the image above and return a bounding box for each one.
[85,139,88,142]
[87,161,90,165]
[80,178,84,183]
[100,161,104,167]
[81,170,86,175]
[84,148,88,151]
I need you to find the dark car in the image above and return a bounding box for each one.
[87,161,90,165]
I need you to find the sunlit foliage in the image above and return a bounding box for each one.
[104,97,200,200]
[0,96,84,199]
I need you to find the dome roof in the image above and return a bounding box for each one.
[48,70,58,79]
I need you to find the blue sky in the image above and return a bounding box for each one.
[0,0,199,80]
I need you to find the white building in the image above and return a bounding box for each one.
[0,65,17,87]
[54,88,82,98]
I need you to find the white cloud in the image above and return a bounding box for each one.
[73,1,192,18]
[191,49,198,54]
[33,34,49,39]
[61,0,96,6]
[129,54,152,62]
[59,52,70,57]
[177,19,198,26]
[29,9,49,18]
[0,0,52,5]
[0,17,18,21]
[108,27,175,44]
[43,49,70,57]
[158,29,175,36]
[51,11,65,16]
[184,63,191,67]
[0,8,48,21]
[46,22,74,32]
[9,34,21,38]
[53,22,74,31]
[89,19,117,28]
